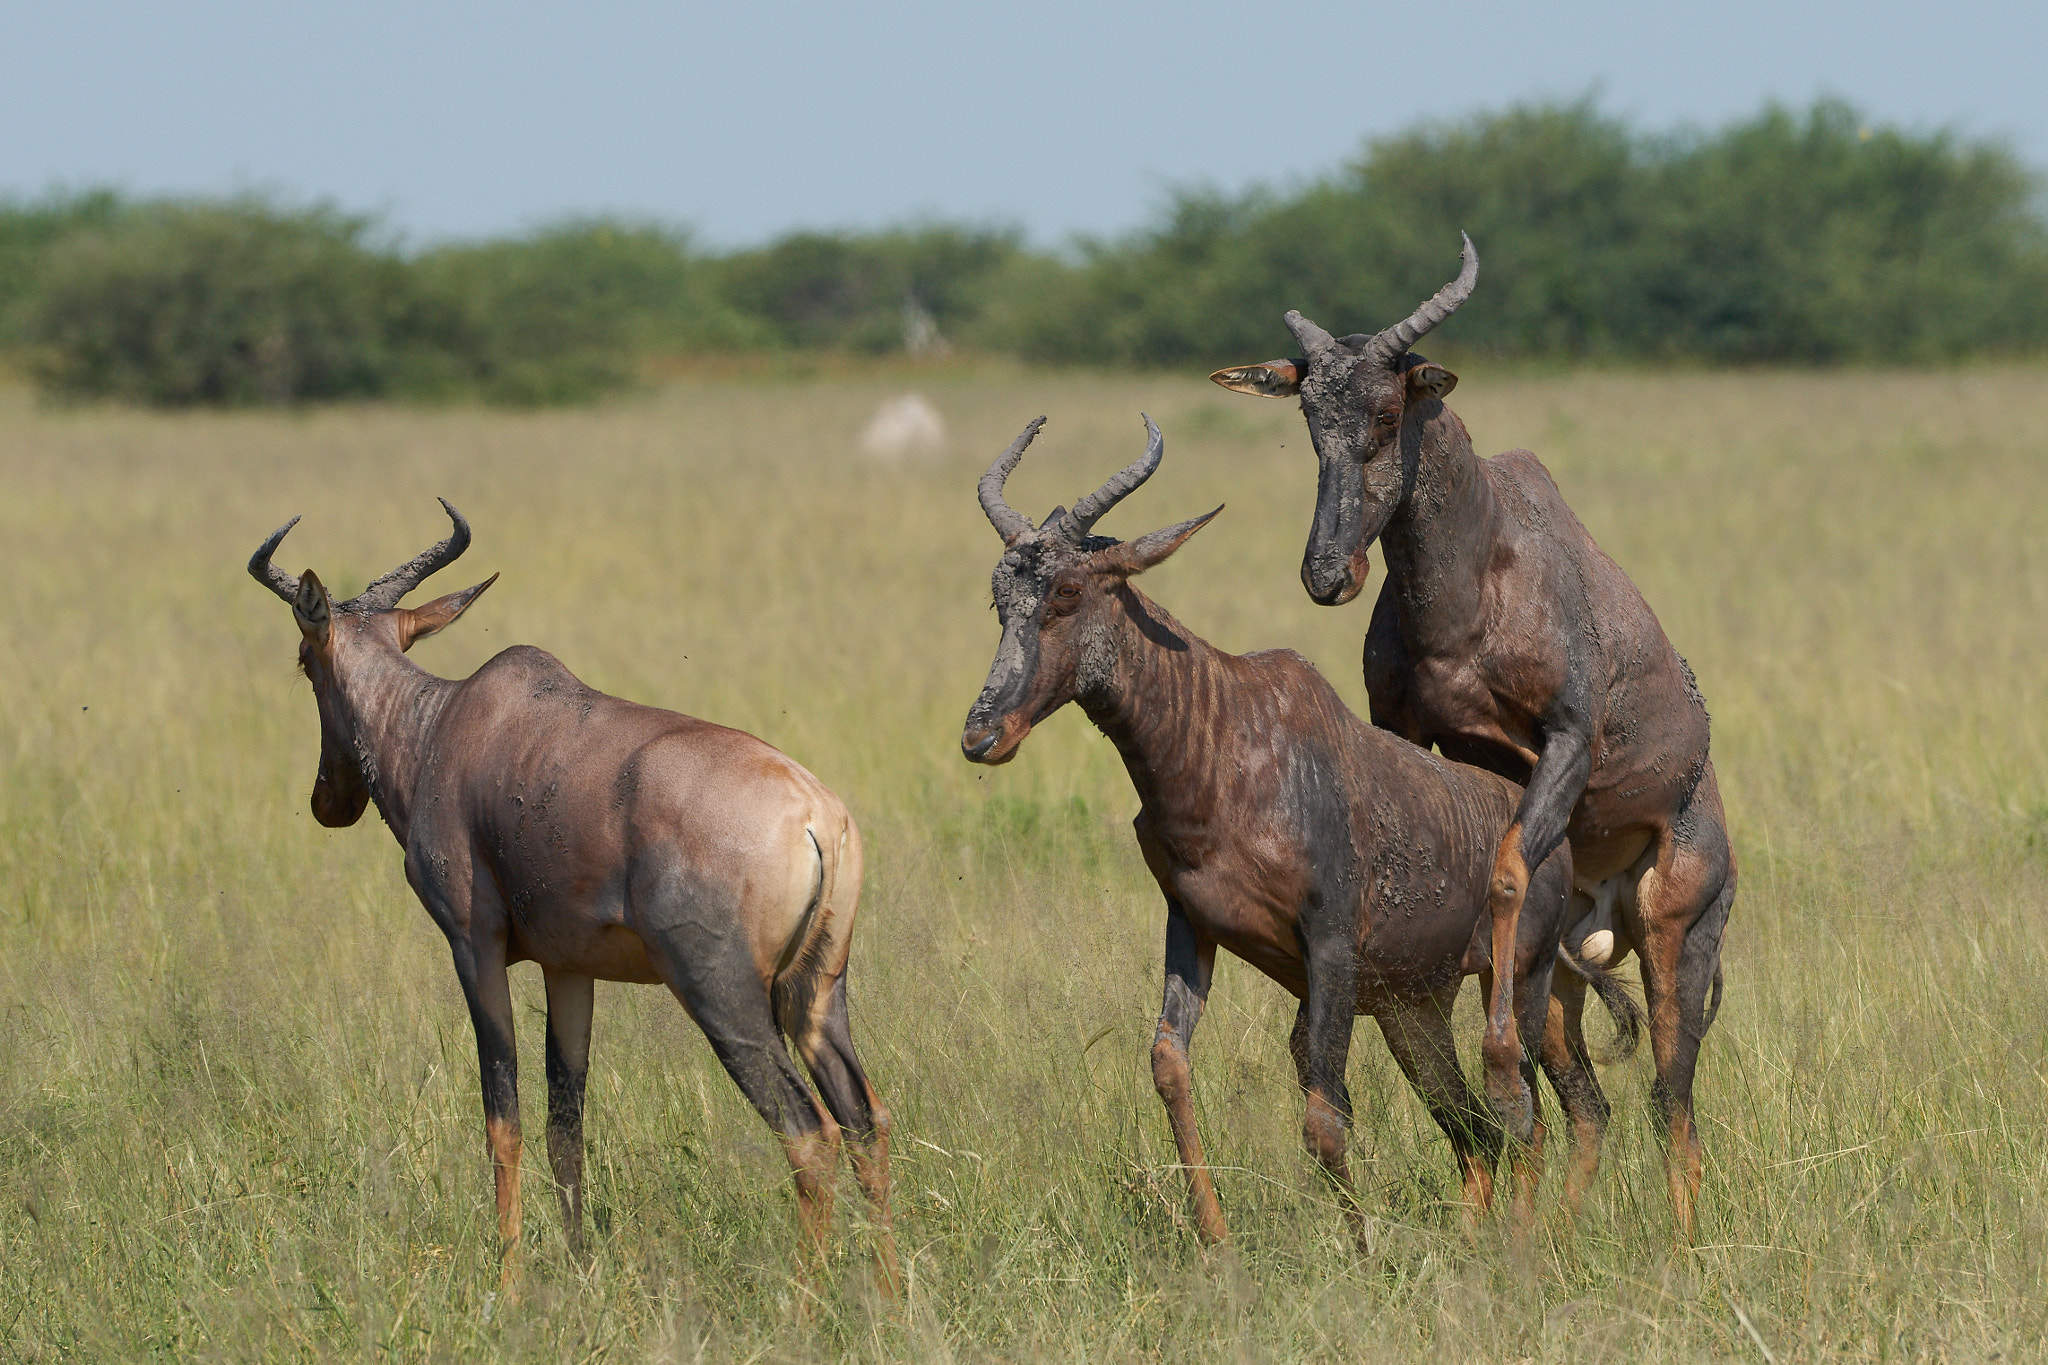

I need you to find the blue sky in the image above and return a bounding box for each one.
[5,0,2043,249]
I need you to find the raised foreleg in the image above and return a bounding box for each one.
[1482,726,1591,1143]
[541,968,593,1254]
[1150,906,1225,1243]
[1501,848,1575,1226]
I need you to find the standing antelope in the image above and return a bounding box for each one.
[248,502,897,1285]
[960,417,1639,1243]
[1213,236,1736,1237]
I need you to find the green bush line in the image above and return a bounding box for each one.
[5,98,2045,405]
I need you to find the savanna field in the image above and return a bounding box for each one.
[2,363,2045,1362]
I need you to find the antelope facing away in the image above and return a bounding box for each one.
[960,417,1639,1242]
[248,503,897,1285]
[1213,236,1736,1237]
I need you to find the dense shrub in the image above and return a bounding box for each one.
[9,206,751,405]
[1636,103,2048,361]
[409,221,765,404]
[995,100,2048,366]
[2,99,2044,405]
[22,200,411,405]
[0,189,126,336]
[715,225,1023,352]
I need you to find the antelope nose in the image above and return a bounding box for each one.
[1301,550,1363,606]
[962,727,1000,761]
[1301,556,1345,605]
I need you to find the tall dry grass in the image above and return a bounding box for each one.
[1,365,2045,1361]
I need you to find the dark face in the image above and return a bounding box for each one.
[1214,240,1476,608]
[1294,345,1416,606]
[249,506,493,831]
[960,537,1117,765]
[297,619,373,828]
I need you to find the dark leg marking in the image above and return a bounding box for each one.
[1378,988,1503,1230]
[543,968,594,1254]
[1151,906,1225,1243]
[451,938,523,1280]
[792,973,899,1294]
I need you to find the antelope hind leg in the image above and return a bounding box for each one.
[1295,950,1366,1248]
[1537,968,1611,1215]
[792,973,900,1295]
[641,917,843,1273]
[1378,989,1503,1234]
[1627,777,1735,1244]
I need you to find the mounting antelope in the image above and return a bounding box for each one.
[960,417,1639,1243]
[247,502,897,1285]
[1212,236,1736,1237]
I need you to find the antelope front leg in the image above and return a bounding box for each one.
[542,969,594,1256]
[1485,733,1590,1144]
[1150,908,1225,1243]
[451,940,523,1282]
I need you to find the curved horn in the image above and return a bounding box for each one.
[248,515,303,603]
[1284,309,1335,354]
[349,498,472,611]
[1066,414,1164,541]
[1372,231,1478,355]
[979,417,1044,544]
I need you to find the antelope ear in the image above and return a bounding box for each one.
[399,573,498,651]
[1406,360,1458,399]
[1103,507,1223,577]
[1209,361,1302,398]
[293,570,332,646]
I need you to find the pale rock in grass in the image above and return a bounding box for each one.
[859,393,946,463]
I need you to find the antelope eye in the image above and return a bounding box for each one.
[1376,411,1399,427]
[1054,583,1081,601]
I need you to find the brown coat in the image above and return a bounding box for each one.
[963,418,1636,1243]
[249,502,896,1287]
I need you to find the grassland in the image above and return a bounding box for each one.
[1,363,2045,1362]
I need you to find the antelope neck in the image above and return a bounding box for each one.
[1376,404,1502,654]
[1074,585,1231,819]
[331,620,460,841]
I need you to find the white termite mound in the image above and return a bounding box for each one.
[858,393,947,463]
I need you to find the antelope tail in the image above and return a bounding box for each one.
[771,826,834,1040]
[1555,942,1646,1065]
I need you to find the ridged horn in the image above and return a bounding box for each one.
[248,515,303,603]
[1065,415,1164,541]
[1372,232,1478,355]
[349,498,472,611]
[1284,310,1336,354]
[979,417,1044,544]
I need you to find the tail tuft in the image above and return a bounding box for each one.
[1556,942,1645,1065]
